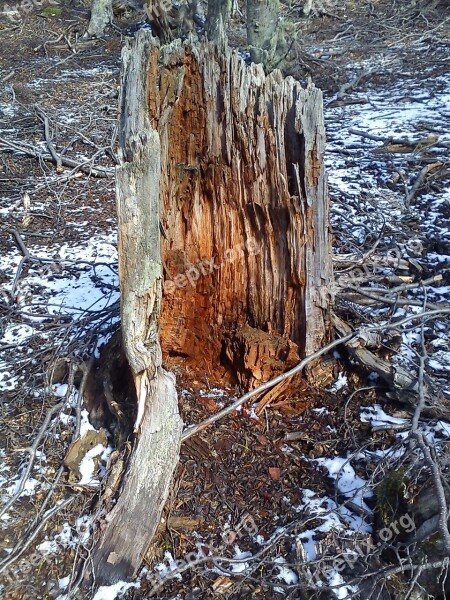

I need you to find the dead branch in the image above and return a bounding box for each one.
[349,128,450,150]
[0,136,114,178]
[181,333,355,441]
[405,162,443,208]
[339,287,448,311]
[336,68,372,99]
[413,432,450,555]
[0,497,74,576]
[36,108,63,171]
[411,303,428,432]
[182,307,450,440]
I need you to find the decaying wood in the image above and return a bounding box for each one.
[331,312,450,418]
[87,25,333,585]
[86,32,182,586]
[154,38,333,383]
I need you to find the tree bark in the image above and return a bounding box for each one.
[86,0,113,37]
[207,0,232,44]
[86,32,182,586]
[247,0,280,65]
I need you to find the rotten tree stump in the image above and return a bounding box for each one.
[153,39,333,386]
[87,27,333,586]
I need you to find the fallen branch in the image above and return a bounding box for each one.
[349,128,450,150]
[405,162,443,208]
[0,399,65,521]
[0,136,114,178]
[413,431,450,555]
[339,287,448,311]
[36,108,63,171]
[336,68,372,99]
[181,333,355,441]
[182,307,450,440]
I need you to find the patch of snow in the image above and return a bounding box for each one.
[274,556,298,584]
[58,575,70,590]
[37,515,92,555]
[155,551,182,581]
[314,457,373,513]
[312,407,330,415]
[327,568,358,599]
[54,384,69,398]
[230,545,252,574]
[360,405,409,428]
[78,443,107,486]
[79,409,96,437]
[327,372,348,393]
[0,323,34,345]
[91,581,139,600]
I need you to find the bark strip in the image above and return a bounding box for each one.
[88,30,183,586]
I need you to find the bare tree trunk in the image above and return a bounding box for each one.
[247,0,280,65]
[207,0,232,43]
[86,0,113,37]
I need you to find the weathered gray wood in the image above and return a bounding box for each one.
[89,368,182,584]
[247,0,280,65]
[86,0,113,37]
[206,0,231,45]
[88,30,183,585]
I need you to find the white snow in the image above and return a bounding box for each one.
[91,581,139,600]
[360,405,409,428]
[327,372,348,393]
[78,443,107,486]
[274,557,299,584]
[230,545,252,574]
[37,515,92,555]
[314,457,373,513]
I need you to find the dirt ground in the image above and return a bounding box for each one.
[0,1,449,599]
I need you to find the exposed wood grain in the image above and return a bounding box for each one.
[88,28,333,585]
[151,41,333,382]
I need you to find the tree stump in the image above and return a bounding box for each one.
[88,28,332,586]
[155,38,333,387]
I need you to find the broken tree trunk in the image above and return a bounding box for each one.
[247,0,280,65]
[87,33,182,586]
[156,38,333,388]
[88,24,332,585]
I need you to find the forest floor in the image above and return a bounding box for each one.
[0,1,449,599]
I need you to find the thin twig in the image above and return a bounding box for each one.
[36,108,63,170]
[182,308,450,441]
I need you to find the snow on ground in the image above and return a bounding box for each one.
[37,515,92,555]
[55,580,139,600]
[0,55,121,593]
[360,404,409,428]
[314,456,373,513]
